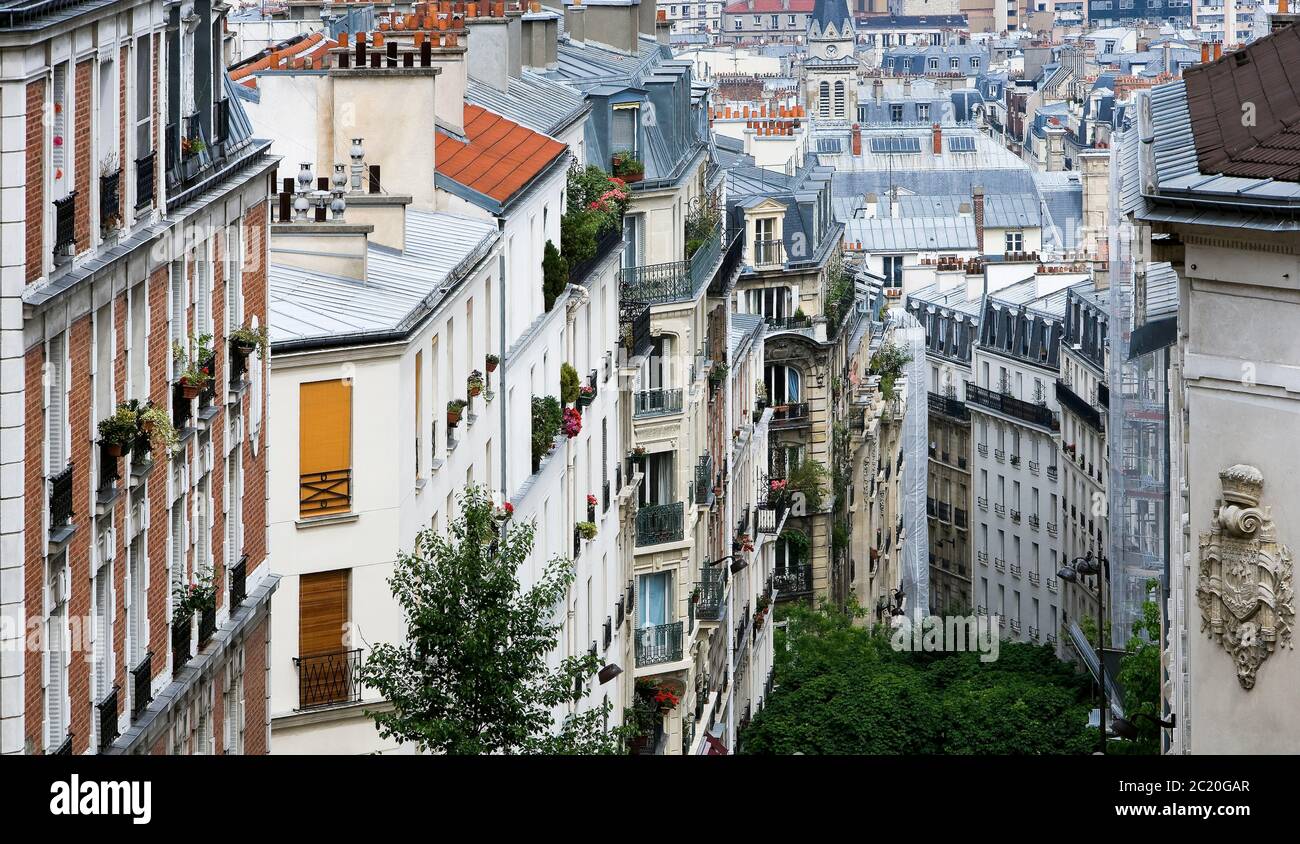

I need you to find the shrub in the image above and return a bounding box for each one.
[531,395,562,466]
[542,240,568,312]
[560,362,580,404]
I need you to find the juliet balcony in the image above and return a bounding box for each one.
[635,501,684,546]
[635,621,684,668]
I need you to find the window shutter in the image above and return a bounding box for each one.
[47,334,66,473]
[94,569,109,699]
[129,538,145,667]
[299,569,349,657]
[298,379,353,517]
[46,609,66,749]
[225,457,239,567]
[225,225,241,329]
[196,256,211,337]
[612,108,635,152]
[169,260,185,376]
[170,503,185,593]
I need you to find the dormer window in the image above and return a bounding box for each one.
[612,103,639,158]
[928,57,939,70]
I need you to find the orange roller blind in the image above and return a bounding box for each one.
[299,379,352,517]
[299,569,349,657]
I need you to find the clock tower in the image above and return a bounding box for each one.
[804,0,858,123]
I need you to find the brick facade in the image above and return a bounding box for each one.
[25,78,45,283]
[73,60,91,254]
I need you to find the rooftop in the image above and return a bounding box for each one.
[844,216,978,252]
[1184,25,1300,183]
[435,103,569,209]
[268,210,498,345]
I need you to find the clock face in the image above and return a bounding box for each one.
[826,44,838,56]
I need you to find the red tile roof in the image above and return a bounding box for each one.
[1184,24,1300,183]
[230,32,337,85]
[435,104,568,205]
[723,0,815,13]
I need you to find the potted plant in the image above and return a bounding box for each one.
[173,335,214,399]
[630,445,647,465]
[181,136,206,158]
[577,383,595,407]
[494,501,514,522]
[137,402,179,456]
[98,404,140,458]
[690,586,702,604]
[754,608,767,631]
[560,362,580,405]
[467,370,485,398]
[485,353,500,374]
[611,150,645,183]
[172,567,216,625]
[229,323,269,357]
[586,493,598,522]
[562,406,582,438]
[735,534,755,554]
[447,399,467,428]
[653,687,679,713]
[576,521,597,541]
[709,360,729,389]
[755,380,769,411]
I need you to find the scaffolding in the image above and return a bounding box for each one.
[893,307,931,618]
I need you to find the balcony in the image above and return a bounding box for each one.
[634,387,683,418]
[751,237,787,269]
[994,448,1005,463]
[1056,378,1104,433]
[568,225,623,285]
[696,564,728,621]
[619,299,652,359]
[53,192,77,259]
[965,383,1058,432]
[172,382,193,432]
[635,501,684,546]
[1028,460,1040,475]
[977,550,989,566]
[1010,509,1021,524]
[1047,465,1058,481]
[709,228,746,297]
[994,503,1006,518]
[977,443,988,457]
[1009,619,1021,633]
[134,152,156,210]
[97,686,119,753]
[1047,521,1058,538]
[230,555,248,608]
[294,648,362,709]
[928,391,971,422]
[1010,562,1022,579]
[977,495,988,510]
[769,402,810,428]
[692,453,714,505]
[994,557,1006,572]
[765,314,814,334]
[48,464,74,540]
[1028,514,1040,530]
[619,222,721,305]
[756,504,784,534]
[299,468,352,517]
[1028,571,1041,586]
[1047,577,1059,592]
[635,622,684,667]
[99,169,121,231]
[172,616,192,675]
[131,654,152,721]
[773,563,813,598]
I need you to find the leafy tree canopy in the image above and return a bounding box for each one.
[360,485,632,754]
[741,602,1097,755]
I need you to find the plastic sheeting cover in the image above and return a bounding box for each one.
[892,307,931,617]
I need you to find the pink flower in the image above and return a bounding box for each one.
[587,494,598,507]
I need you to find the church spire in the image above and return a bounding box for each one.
[807,0,854,41]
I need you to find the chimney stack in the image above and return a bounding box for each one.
[972,186,985,253]
[656,8,670,44]
[467,12,512,92]
[932,122,942,155]
[851,123,861,155]
[1201,41,1209,63]
[566,0,586,44]
[1213,42,1222,61]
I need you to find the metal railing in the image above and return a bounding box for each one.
[53,192,77,255]
[773,563,813,597]
[765,314,813,332]
[928,391,970,421]
[230,555,247,608]
[955,508,968,529]
[756,504,783,534]
[635,501,684,546]
[619,299,652,359]
[99,169,121,227]
[769,402,809,426]
[294,648,363,709]
[172,616,192,675]
[633,387,683,417]
[752,237,785,267]
[966,382,1058,431]
[696,564,728,621]
[692,453,713,504]
[49,464,74,534]
[198,604,216,644]
[135,152,156,209]
[131,654,152,721]
[1056,378,1104,432]
[568,225,623,284]
[97,686,119,753]
[634,622,683,667]
[299,468,352,515]
[619,223,721,304]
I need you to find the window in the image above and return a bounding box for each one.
[414,350,423,480]
[881,255,904,289]
[299,379,352,518]
[637,571,672,628]
[194,244,212,340]
[225,224,243,330]
[46,333,68,474]
[223,646,245,754]
[745,286,792,321]
[1006,230,1024,253]
[890,103,904,122]
[93,561,113,708]
[752,215,779,265]
[734,19,742,29]
[764,363,801,405]
[928,57,939,70]
[819,81,830,117]
[225,445,242,574]
[611,104,639,156]
[917,103,930,120]
[833,81,845,117]
[127,536,147,672]
[298,569,351,707]
[168,260,186,380]
[972,57,981,69]
[771,14,778,26]
[640,451,675,506]
[134,36,153,206]
[950,57,960,70]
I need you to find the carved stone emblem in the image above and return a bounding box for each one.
[1197,465,1294,689]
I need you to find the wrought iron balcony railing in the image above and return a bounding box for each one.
[294,648,363,709]
[634,621,683,667]
[1056,378,1104,432]
[773,563,813,598]
[48,464,74,535]
[131,653,152,721]
[299,468,352,516]
[966,383,1058,432]
[619,223,721,305]
[634,387,683,417]
[696,564,728,621]
[927,391,971,422]
[692,453,714,504]
[53,192,77,256]
[100,169,121,229]
[569,225,623,284]
[619,299,652,359]
[769,402,809,426]
[230,554,247,608]
[97,686,119,753]
[635,501,684,546]
[751,237,785,268]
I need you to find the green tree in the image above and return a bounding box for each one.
[360,485,632,754]
[742,602,1096,755]
[1116,579,1162,754]
[788,457,829,514]
[560,362,580,405]
[531,395,562,467]
[542,240,568,312]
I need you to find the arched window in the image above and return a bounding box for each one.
[833,81,845,117]
[819,81,830,117]
[765,363,802,405]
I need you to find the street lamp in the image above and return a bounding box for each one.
[709,554,749,575]
[1058,550,1107,754]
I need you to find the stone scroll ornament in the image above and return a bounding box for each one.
[1197,465,1295,690]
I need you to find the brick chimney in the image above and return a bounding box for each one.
[932,122,942,155]
[972,186,985,253]
[656,9,670,44]
[1213,42,1222,61]
[851,123,861,155]
[1201,41,1209,63]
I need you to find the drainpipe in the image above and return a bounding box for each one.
[498,250,508,495]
